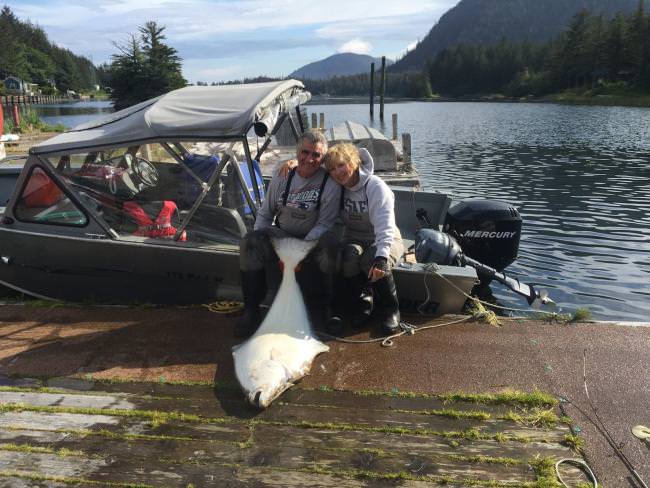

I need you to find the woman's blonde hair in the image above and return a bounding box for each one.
[322,143,361,172]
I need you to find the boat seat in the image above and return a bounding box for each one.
[184,204,248,241]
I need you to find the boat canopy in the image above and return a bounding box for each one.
[31,80,309,155]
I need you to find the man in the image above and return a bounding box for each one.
[236,131,341,338]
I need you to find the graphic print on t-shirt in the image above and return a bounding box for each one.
[281,183,322,210]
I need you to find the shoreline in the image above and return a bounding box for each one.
[308,93,650,108]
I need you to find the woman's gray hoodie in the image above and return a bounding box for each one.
[340,148,400,259]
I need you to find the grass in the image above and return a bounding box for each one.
[2,108,66,134]
[439,389,558,409]
[563,434,585,453]
[0,442,86,458]
[501,408,560,428]
[533,307,592,324]
[528,457,562,488]
[0,470,153,488]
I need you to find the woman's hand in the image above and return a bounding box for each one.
[277,159,298,177]
[368,256,389,283]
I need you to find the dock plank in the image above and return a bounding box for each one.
[0,381,589,487]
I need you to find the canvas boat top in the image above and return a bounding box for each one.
[30,80,309,155]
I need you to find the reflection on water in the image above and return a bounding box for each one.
[311,102,650,321]
[29,100,650,321]
[30,100,114,129]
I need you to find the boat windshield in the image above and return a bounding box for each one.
[48,140,265,246]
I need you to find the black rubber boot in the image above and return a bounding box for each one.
[324,273,344,336]
[234,269,267,339]
[351,274,373,329]
[373,273,401,335]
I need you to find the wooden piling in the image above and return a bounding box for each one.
[402,133,411,163]
[369,62,375,118]
[311,113,317,129]
[11,104,20,127]
[380,56,386,122]
[319,113,325,130]
[392,114,398,140]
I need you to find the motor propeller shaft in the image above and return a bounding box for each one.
[414,228,553,307]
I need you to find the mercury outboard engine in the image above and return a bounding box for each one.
[444,200,522,275]
[415,199,552,307]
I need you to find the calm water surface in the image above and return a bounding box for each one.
[35,101,650,321]
[34,100,113,128]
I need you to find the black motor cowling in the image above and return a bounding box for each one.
[444,200,522,273]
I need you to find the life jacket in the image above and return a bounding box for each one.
[122,200,187,241]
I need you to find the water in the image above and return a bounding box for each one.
[31,100,114,129]
[309,102,650,322]
[31,100,650,321]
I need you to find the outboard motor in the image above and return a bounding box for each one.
[415,199,552,308]
[444,200,522,279]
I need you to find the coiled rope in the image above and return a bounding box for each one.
[202,300,244,314]
[554,459,598,488]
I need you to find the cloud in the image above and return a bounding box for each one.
[337,39,372,55]
[3,0,459,81]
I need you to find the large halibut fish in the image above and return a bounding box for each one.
[233,237,329,408]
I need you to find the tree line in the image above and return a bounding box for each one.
[426,3,650,96]
[0,6,98,94]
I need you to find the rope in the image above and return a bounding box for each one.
[421,263,560,316]
[555,458,598,488]
[581,350,648,488]
[316,315,472,347]
[202,300,244,314]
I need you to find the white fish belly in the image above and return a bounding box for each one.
[233,238,329,408]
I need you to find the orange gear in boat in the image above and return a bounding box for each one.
[123,200,187,241]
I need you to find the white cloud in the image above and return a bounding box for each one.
[338,39,371,55]
[3,0,459,81]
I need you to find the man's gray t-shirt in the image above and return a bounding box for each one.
[254,167,341,240]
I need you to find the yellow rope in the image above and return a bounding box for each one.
[468,299,501,327]
[202,300,244,314]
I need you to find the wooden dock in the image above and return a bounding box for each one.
[0,304,629,487]
[0,376,587,487]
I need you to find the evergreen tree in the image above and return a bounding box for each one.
[108,35,147,110]
[108,21,186,109]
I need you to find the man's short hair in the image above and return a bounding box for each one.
[298,130,328,151]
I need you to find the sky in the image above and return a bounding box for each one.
[3,0,460,83]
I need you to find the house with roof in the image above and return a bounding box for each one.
[2,76,40,96]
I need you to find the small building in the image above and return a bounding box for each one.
[3,76,27,95]
[26,83,40,96]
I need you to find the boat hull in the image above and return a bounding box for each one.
[0,228,477,313]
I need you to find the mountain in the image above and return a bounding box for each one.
[393,0,640,71]
[290,53,393,80]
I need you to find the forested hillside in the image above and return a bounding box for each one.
[0,6,98,93]
[394,0,638,71]
[427,5,650,96]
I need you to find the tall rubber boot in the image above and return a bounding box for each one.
[373,273,400,335]
[234,269,267,338]
[324,273,344,336]
[350,274,373,329]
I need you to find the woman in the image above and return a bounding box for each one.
[322,143,403,335]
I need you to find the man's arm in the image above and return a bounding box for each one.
[253,174,283,231]
[304,176,341,241]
